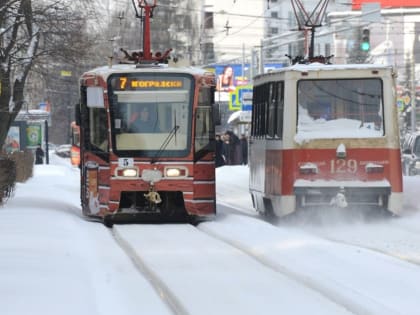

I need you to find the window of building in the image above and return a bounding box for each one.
[204,12,214,29]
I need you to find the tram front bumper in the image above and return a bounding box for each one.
[294,180,391,209]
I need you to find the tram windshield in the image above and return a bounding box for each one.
[108,73,193,157]
[297,78,384,139]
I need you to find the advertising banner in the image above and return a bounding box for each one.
[352,0,420,10]
[26,124,42,148]
[3,126,20,153]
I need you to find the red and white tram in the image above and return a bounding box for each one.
[249,63,403,217]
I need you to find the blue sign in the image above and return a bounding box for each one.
[241,104,253,111]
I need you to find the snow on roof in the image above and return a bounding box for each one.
[16,109,50,122]
[84,63,211,78]
[254,63,394,81]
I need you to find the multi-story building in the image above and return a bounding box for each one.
[200,0,265,65]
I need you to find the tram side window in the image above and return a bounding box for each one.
[267,82,277,138]
[89,108,108,151]
[195,87,214,153]
[252,83,269,137]
[276,81,284,139]
[267,81,284,139]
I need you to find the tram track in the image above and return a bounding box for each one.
[220,200,420,266]
[300,219,420,267]
[110,221,360,315]
[207,202,420,314]
[108,208,420,315]
[110,227,190,315]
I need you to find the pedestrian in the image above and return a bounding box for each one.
[221,133,231,165]
[224,130,241,165]
[240,134,248,165]
[215,134,225,167]
[35,145,44,164]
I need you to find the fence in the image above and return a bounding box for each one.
[0,150,34,204]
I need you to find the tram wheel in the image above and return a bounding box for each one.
[103,216,114,228]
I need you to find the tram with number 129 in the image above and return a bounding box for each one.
[74,0,217,226]
[249,63,403,217]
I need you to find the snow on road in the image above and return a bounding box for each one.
[114,224,353,315]
[199,214,420,315]
[0,160,172,315]
[1,156,420,315]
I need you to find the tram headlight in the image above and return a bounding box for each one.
[415,161,420,169]
[365,163,384,174]
[122,168,138,177]
[164,167,188,178]
[115,167,138,178]
[299,163,318,175]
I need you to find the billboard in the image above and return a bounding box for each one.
[2,121,27,153]
[210,63,284,92]
[352,0,420,10]
[26,124,42,148]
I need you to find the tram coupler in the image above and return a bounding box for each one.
[329,189,348,208]
[144,185,162,204]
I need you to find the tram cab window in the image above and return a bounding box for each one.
[297,78,384,139]
[109,92,192,154]
[89,108,108,151]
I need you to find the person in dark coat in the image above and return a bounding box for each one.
[35,145,44,164]
[224,130,241,165]
[240,134,248,165]
[215,134,225,167]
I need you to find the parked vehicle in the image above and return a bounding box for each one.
[401,132,420,176]
[55,144,72,158]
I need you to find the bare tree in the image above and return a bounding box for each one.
[0,0,96,148]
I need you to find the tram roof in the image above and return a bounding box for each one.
[81,63,212,78]
[254,63,395,80]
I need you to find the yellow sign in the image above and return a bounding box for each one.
[402,95,411,105]
[60,70,72,77]
[119,77,183,90]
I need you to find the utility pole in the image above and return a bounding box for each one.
[411,44,417,132]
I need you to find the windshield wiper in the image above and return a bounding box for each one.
[151,125,179,164]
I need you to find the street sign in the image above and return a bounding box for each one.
[228,92,240,111]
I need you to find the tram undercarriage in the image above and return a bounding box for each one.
[82,187,214,227]
[251,183,401,219]
[294,186,391,210]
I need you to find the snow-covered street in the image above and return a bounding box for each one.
[1,154,420,315]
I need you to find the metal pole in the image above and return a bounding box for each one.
[242,43,245,79]
[259,39,264,75]
[44,119,49,165]
[411,55,416,132]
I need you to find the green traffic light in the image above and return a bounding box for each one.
[361,42,370,51]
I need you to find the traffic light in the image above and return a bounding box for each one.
[361,28,370,51]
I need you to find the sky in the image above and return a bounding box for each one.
[1,153,420,315]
